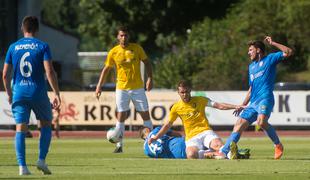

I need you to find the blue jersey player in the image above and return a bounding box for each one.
[2,16,61,175]
[140,126,187,159]
[220,36,293,159]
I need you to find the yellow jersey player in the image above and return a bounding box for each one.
[96,26,153,153]
[148,80,244,159]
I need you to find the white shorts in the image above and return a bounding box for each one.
[116,88,149,112]
[185,130,220,150]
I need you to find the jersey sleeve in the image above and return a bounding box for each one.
[5,45,13,64]
[205,97,215,107]
[197,96,210,107]
[105,49,115,67]
[43,44,52,61]
[168,104,178,123]
[269,51,284,65]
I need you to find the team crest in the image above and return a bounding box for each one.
[125,50,134,62]
[259,61,264,67]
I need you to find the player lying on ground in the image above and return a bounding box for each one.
[140,126,186,159]
[141,126,250,159]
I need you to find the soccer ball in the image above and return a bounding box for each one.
[106,127,122,143]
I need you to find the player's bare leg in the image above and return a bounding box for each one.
[186,146,199,159]
[207,138,226,159]
[138,111,153,130]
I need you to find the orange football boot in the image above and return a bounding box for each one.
[274,143,284,159]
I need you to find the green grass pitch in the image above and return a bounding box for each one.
[0,137,309,179]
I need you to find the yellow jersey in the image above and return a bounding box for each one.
[169,96,212,141]
[105,43,148,90]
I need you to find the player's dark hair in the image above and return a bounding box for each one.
[22,16,39,33]
[117,26,129,35]
[138,126,150,140]
[248,40,265,53]
[177,80,192,90]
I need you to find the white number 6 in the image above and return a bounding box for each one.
[20,52,32,77]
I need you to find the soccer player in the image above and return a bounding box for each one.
[148,80,245,159]
[220,36,293,159]
[2,16,61,175]
[140,126,187,159]
[95,26,153,153]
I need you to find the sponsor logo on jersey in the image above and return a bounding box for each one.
[250,70,265,81]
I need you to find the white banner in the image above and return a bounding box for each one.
[0,91,309,126]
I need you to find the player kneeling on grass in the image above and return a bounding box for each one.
[148,80,250,159]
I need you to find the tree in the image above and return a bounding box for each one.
[78,0,238,51]
[41,0,81,36]
[155,0,310,90]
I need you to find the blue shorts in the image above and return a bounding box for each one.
[239,98,274,124]
[168,137,187,159]
[12,100,52,124]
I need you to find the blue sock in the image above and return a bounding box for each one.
[264,125,280,145]
[220,132,241,155]
[15,132,26,166]
[39,126,52,160]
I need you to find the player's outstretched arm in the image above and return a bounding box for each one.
[44,61,61,109]
[213,102,245,111]
[2,64,13,104]
[142,59,153,91]
[95,66,112,100]
[148,121,172,144]
[264,36,293,58]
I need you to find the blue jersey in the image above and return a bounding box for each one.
[5,37,52,103]
[143,127,186,159]
[248,52,284,104]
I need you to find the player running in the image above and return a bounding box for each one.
[148,80,245,159]
[2,16,61,175]
[220,36,293,159]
